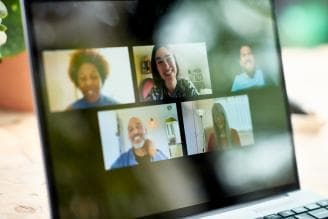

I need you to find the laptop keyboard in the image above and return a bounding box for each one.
[257,200,328,219]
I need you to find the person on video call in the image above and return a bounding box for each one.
[111,117,167,169]
[207,103,241,151]
[231,45,272,92]
[147,44,199,100]
[67,49,118,110]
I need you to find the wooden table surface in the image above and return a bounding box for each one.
[0,111,49,219]
[0,110,327,219]
[292,114,328,197]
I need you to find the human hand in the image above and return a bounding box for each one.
[143,139,156,157]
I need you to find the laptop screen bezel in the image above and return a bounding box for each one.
[21,0,300,217]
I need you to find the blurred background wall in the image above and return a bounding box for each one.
[276,0,328,48]
[275,0,328,117]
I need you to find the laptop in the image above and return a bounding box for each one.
[21,0,327,218]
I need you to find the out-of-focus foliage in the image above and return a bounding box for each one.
[1,0,25,57]
[276,0,328,47]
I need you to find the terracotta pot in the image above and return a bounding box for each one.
[0,51,33,111]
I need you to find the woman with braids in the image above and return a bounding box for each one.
[67,49,118,110]
[207,103,241,151]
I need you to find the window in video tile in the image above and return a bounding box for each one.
[132,42,212,101]
[181,95,254,155]
[43,47,135,112]
[98,103,183,170]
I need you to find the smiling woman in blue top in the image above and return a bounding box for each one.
[67,49,118,110]
[111,117,167,170]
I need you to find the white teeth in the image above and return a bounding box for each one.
[87,90,94,95]
[133,136,141,141]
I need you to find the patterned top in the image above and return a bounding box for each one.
[147,78,199,101]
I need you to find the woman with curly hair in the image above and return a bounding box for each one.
[67,49,117,110]
[147,44,199,101]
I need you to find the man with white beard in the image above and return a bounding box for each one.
[111,117,167,170]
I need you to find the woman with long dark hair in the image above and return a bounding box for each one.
[207,103,241,151]
[147,44,199,101]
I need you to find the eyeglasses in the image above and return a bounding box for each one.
[155,55,174,66]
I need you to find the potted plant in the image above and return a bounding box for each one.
[0,0,33,111]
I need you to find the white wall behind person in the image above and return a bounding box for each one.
[171,42,212,94]
[98,104,180,170]
[202,96,254,147]
[117,104,179,157]
[98,111,120,170]
[100,48,134,103]
[182,95,254,155]
[132,43,212,95]
[43,47,135,112]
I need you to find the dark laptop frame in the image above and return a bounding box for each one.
[21,0,300,218]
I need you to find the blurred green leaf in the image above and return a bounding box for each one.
[278,1,328,47]
[0,23,7,31]
[0,1,8,18]
[1,0,25,57]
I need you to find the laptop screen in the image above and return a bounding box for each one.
[24,0,299,218]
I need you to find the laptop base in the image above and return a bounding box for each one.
[191,190,323,218]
